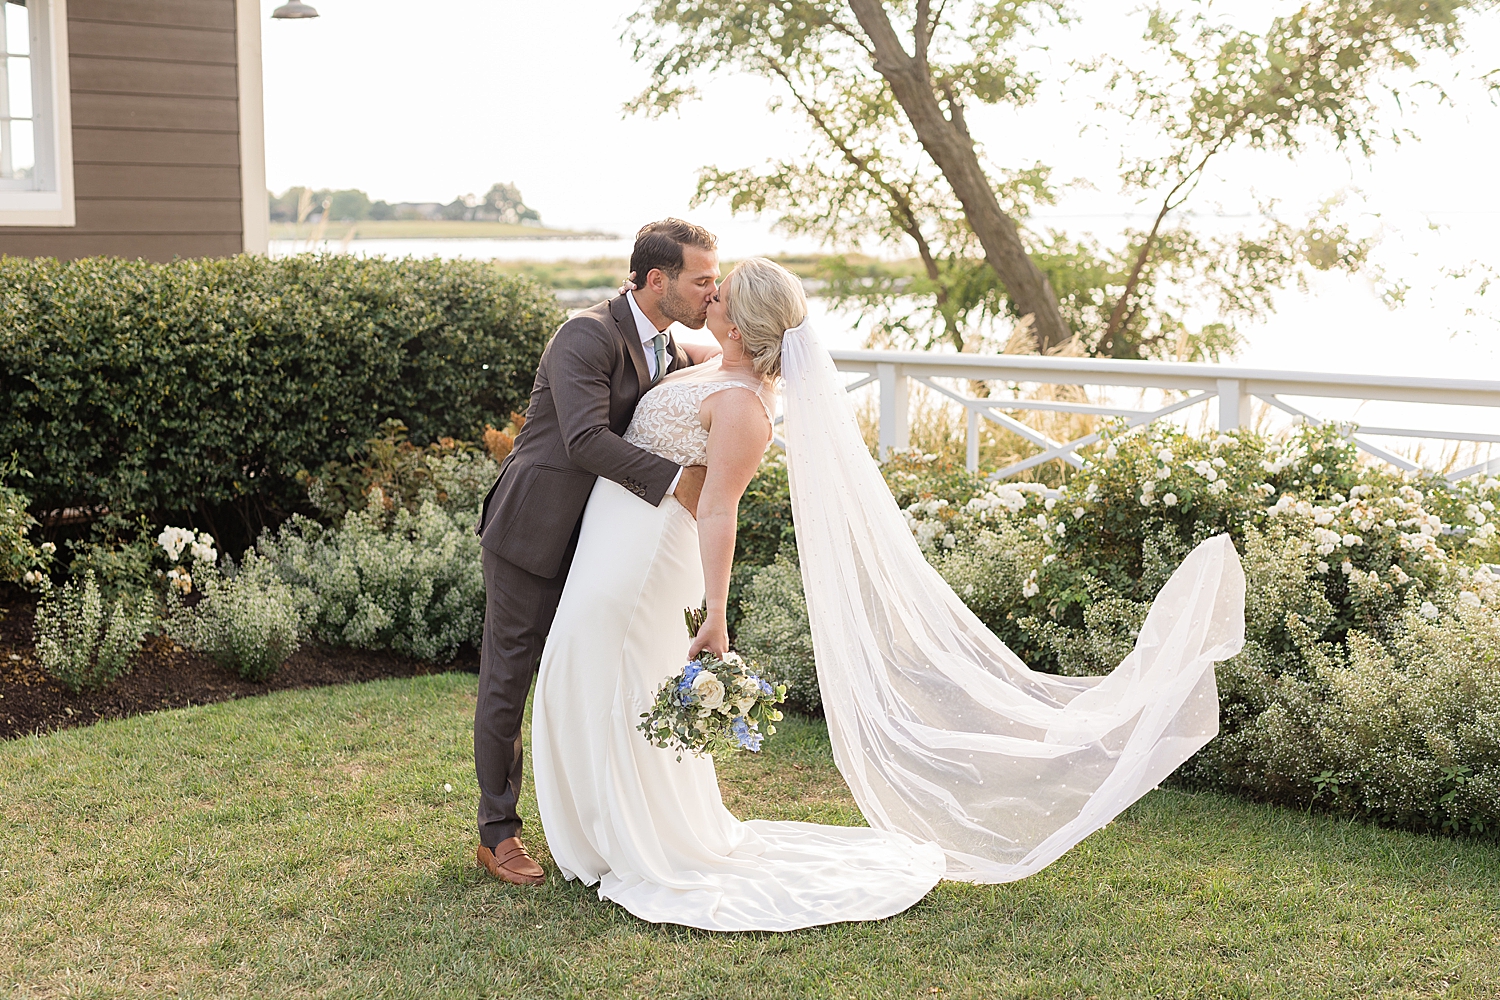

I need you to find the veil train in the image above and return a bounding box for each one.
[779,320,1246,883]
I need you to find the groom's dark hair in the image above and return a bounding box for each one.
[631,218,718,284]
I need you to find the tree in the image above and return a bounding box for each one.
[267,186,394,223]
[438,183,543,224]
[483,182,543,225]
[628,0,1492,358]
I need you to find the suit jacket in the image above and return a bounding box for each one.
[478,295,691,578]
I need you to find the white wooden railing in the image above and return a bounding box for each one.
[773,350,1500,483]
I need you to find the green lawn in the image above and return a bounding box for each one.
[2,674,1497,999]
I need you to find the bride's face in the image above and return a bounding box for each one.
[705,272,734,347]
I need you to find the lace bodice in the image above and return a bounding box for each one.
[624,357,775,467]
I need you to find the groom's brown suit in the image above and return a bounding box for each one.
[474,294,692,850]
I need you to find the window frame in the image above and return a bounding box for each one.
[0,0,74,227]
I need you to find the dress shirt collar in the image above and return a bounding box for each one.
[626,291,669,347]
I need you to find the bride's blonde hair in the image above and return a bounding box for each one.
[725,257,806,381]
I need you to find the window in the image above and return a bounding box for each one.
[0,0,72,225]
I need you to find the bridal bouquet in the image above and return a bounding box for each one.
[638,609,787,759]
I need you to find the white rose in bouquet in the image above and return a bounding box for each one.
[692,670,726,710]
[733,676,760,715]
[637,608,789,759]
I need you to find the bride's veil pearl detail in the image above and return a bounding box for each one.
[779,319,1247,883]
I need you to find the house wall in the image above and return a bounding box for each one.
[0,0,252,260]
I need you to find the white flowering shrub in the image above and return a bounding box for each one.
[257,487,483,663]
[743,423,1500,835]
[34,570,157,692]
[736,549,821,714]
[166,553,302,682]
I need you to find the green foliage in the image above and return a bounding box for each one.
[736,548,820,715]
[269,186,402,223]
[65,514,168,603]
[166,555,302,683]
[257,488,483,663]
[0,457,51,588]
[301,419,500,526]
[34,571,157,692]
[270,182,543,225]
[631,0,1485,357]
[0,254,559,526]
[734,456,796,569]
[726,455,797,639]
[739,422,1500,834]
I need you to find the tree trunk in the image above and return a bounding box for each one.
[846,0,1072,354]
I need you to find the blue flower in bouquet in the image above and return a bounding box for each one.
[732,716,763,752]
[638,613,786,760]
[676,660,704,705]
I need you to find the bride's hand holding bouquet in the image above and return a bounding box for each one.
[638,608,787,760]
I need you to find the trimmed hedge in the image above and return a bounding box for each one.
[0,254,560,521]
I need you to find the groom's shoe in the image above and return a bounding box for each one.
[477,837,545,886]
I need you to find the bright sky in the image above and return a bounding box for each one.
[259,0,1500,380]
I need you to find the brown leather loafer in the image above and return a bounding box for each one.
[477,836,545,886]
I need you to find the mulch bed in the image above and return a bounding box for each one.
[0,593,479,741]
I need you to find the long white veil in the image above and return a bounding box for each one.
[779,320,1246,882]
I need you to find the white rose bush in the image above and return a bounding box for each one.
[639,609,787,760]
[736,421,1500,836]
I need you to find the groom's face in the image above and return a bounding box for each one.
[658,247,720,330]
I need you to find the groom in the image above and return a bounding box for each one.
[472,219,723,884]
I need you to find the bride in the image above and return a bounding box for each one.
[532,258,1245,931]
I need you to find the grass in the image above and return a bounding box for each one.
[268,220,615,241]
[2,673,1498,999]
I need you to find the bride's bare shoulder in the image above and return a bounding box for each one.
[700,381,773,438]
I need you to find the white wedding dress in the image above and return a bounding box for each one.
[532,358,947,931]
[534,325,1246,930]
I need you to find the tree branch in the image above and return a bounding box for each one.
[1100,13,1356,355]
[765,57,960,348]
[845,0,1073,353]
[939,79,970,137]
[915,0,933,68]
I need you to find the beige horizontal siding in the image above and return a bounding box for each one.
[73,164,242,199]
[68,20,237,63]
[70,56,239,99]
[0,232,243,258]
[72,127,240,165]
[0,0,245,261]
[71,92,239,132]
[68,1,237,31]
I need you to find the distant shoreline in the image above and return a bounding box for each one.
[267,220,618,241]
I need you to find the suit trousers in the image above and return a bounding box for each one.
[474,529,578,849]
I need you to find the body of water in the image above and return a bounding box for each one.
[268,236,1500,457]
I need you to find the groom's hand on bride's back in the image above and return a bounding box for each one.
[672,465,708,518]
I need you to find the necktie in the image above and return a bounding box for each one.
[650,333,668,387]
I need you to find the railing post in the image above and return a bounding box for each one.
[1217,379,1251,430]
[877,363,909,459]
[966,408,980,472]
